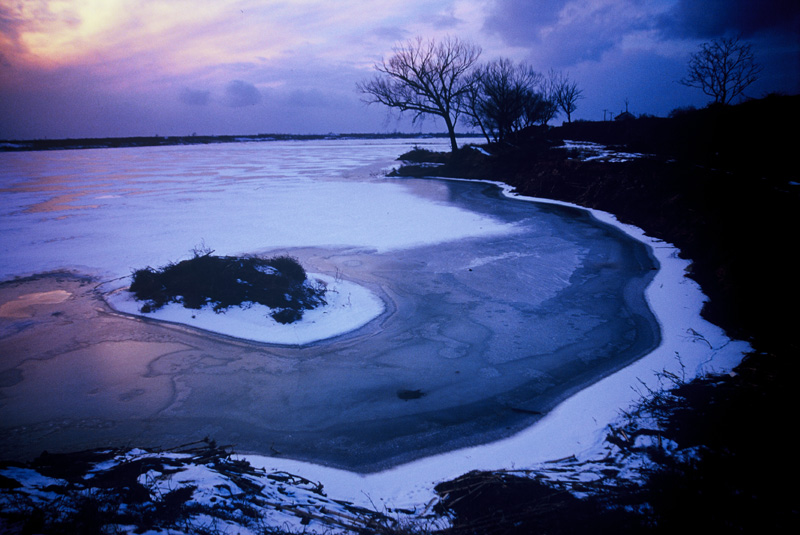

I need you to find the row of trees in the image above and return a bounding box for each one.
[358,35,763,151]
[357,37,583,151]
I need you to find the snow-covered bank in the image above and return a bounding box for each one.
[235,181,751,512]
[106,273,384,346]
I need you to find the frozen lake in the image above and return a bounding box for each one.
[0,138,659,471]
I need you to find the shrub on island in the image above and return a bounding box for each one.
[129,251,326,324]
[397,147,449,163]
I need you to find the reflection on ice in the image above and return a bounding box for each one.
[0,290,71,318]
[0,139,660,472]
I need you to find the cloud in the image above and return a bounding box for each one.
[179,87,211,106]
[659,0,800,39]
[0,3,22,41]
[429,12,461,29]
[2,0,797,140]
[0,3,28,68]
[570,46,698,118]
[285,88,329,108]
[366,26,411,43]
[482,1,662,67]
[483,0,564,43]
[223,80,262,107]
[655,0,800,100]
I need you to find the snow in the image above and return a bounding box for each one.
[468,145,492,156]
[558,140,646,162]
[237,179,751,512]
[0,138,751,528]
[0,447,442,534]
[106,273,384,345]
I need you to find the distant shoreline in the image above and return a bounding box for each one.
[0,132,483,153]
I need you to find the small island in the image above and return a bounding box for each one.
[129,251,326,324]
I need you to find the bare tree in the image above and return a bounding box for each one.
[549,70,584,123]
[465,59,544,143]
[522,83,558,127]
[463,71,491,143]
[680,36,762,105]
[357,36,481,152]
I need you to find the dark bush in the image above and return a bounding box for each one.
[397,147,449,163]
[267,255,307,284]
[271,308,303,324]
[129,253,325,324]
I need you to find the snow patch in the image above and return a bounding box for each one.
[558,140,646,162]
[106,273,384,345]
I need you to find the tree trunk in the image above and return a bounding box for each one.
[444,115,459,152]
[480,127,491,145]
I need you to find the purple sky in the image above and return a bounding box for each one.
[1,0,798,140]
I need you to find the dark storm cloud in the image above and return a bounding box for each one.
[660,0,800,39]
[223,80,262,107]
[179,87,211,106]
[482,0,564,45]
[482,0,654,67]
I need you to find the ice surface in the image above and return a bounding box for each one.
[0,137,750,491]
[0,138,512,280]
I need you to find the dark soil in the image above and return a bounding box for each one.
[397,94,800,533]
[129,252,326,324]
[435,471,640,534]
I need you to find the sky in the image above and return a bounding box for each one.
[1,0,798,140]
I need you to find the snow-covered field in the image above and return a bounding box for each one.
[0,138,751,529]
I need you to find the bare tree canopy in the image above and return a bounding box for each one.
[465,59,550,143]
[357,36,482,151]
[525,82,559,128]
[548,70,584,123]
[680,36,763,105]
